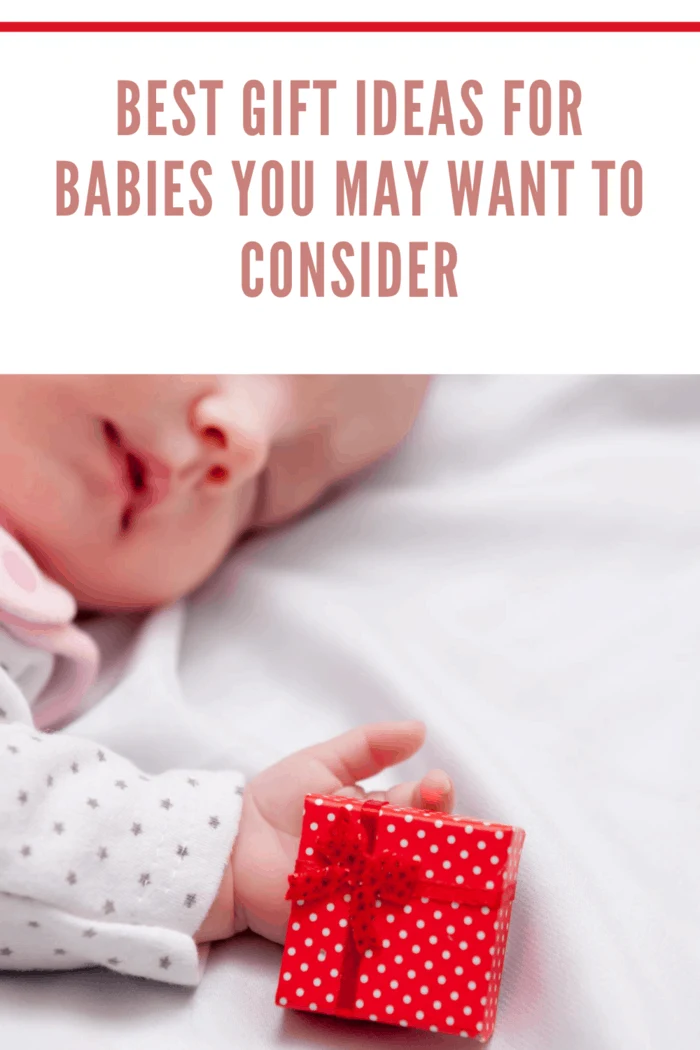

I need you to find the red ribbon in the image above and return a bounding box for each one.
[287,802,420,953]
[286,799,515,1014]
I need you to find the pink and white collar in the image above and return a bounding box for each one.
[0,525,99,730]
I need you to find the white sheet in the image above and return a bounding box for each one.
[1,376,697,1050]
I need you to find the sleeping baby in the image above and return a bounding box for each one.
[0,374,454,984]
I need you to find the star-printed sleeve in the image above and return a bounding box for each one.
[0,658,243,986]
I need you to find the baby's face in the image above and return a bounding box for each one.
[0,376,271,610]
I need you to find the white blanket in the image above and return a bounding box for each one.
[1,376,697,1050]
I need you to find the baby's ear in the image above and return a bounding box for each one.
[0,525,76,628]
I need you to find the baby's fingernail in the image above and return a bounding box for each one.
[419,776,447,806]
[420,771,450,809]
[421,784,442,807]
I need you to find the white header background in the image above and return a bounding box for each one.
[0,6,697,370]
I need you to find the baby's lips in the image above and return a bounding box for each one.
[138,456,171,511]
[0,526,76,625]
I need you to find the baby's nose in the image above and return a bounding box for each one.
[193,389,269,489]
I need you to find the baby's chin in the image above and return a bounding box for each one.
[49,557,216,613]
[25,527,241,614]
[72,576,200,614]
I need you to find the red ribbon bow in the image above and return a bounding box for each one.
[286,806,420,953]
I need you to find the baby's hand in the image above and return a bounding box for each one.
[197,722,453,945]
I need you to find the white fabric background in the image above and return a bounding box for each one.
[1,376,697,1049]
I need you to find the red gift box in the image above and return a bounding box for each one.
[275,794,525,1042]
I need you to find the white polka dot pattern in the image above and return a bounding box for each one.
[276,795,525,1041]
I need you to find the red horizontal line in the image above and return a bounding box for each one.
[0,21,699,33]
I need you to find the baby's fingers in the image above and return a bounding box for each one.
[305,720,426,786]
[334,769,454,813]
[387,770,454,813]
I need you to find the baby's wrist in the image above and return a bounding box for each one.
[233,899,250,935]
[195,853,245,943]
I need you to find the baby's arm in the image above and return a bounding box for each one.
[0,663,242,984]
[250,376,431,528]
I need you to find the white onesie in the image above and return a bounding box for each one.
[0,525,243,985]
